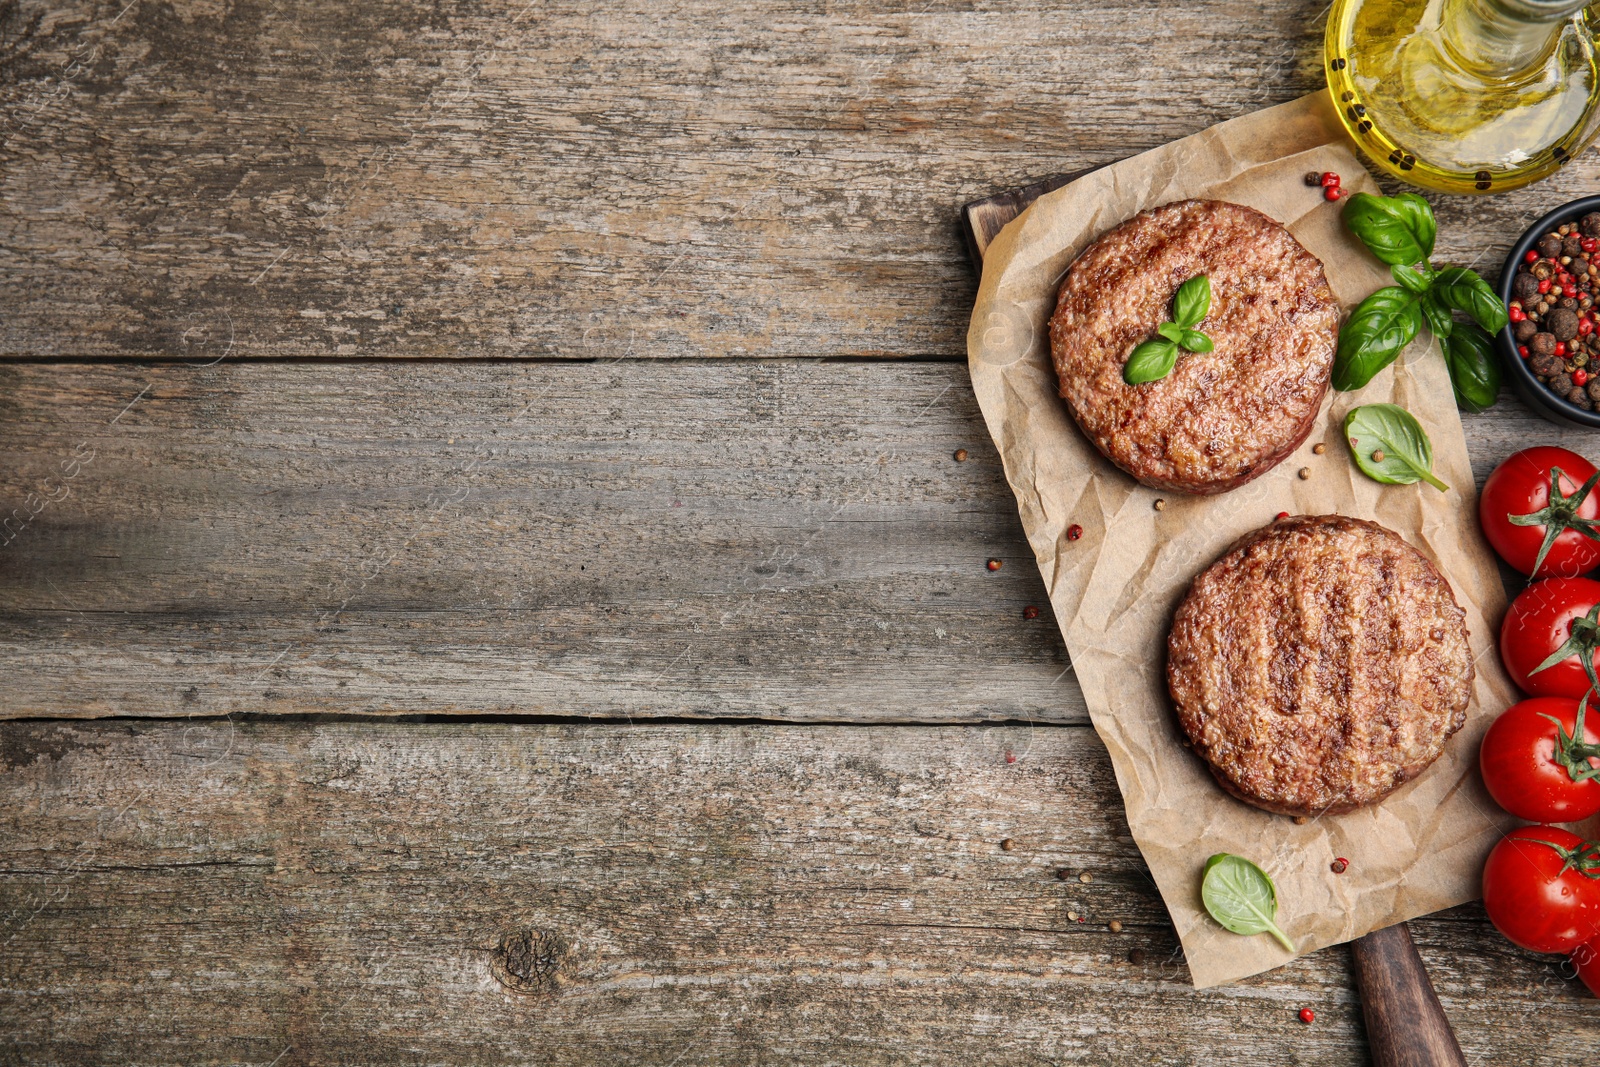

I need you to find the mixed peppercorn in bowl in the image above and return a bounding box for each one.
[1499,195,1600,427]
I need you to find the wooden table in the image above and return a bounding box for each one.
[1,2,1594,1062]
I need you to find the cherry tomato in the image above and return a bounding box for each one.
[1479,697,1600,821]
[1480,447,1600,578]
[1573,936,1600,997]
[1500,578,1600,697]
[1482,826,1600,954]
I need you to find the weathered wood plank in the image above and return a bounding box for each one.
[2,0,1594,360]
[3,360,1592,721]
[0,720,1587,1065]
[0,360,1076,720]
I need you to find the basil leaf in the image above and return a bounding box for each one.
[1180,329,1214,353]
[1392,192,1437,260]
[1172,275,1210,329]
[1331,286,1423,391]
[1420,290,1453,341]
[1344,403,1449,491]
[1342,191,1435,265]
[1441,322,1501,413]
[1432,266,1509,334]
[1123,339,1178,384]
[1392,263,1431,294]
[1157,321,1183,343]
[1200,854,1295,953]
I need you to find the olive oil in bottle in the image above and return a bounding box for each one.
[1326,0,1600,193]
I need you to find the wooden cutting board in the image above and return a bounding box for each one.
[959,168,1093,268]
[956,170,1469,1067]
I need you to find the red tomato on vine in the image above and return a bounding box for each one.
[1479,696,1600,822]
[1500,578,1600,697]
[1480,447,1600,578]
[1482,826,1600,954]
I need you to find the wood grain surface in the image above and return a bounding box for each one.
[4,361,1592,723]
[2,0,1597,361]
[0,360,1073,721]
[5,0,1599,1058]
[1,720,1591,1065]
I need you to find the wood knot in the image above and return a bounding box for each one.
[491,928,572,996]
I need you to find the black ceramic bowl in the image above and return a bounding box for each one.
[1497,194,1600,429]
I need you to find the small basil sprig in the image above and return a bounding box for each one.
[1124,276,1214,385]
[1333,192,1507,408]
[1200,853,1295,952]
[1344,403,1449,492]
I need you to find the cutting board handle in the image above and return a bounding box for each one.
[1350,922,1466,1067]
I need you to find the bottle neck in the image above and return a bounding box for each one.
[1438,0,1588,76]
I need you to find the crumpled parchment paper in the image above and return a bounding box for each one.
[966,93,1519,988]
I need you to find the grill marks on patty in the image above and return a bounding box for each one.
[1167,516,1473,817]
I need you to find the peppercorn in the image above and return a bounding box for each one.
[1549,372,1575,395]
[1513,272,1540,301]
[1312,442,1326,455]
[1293,815,1308,825]
[1330,857,1349,874]
[1550,307,1580,341]
[1022,605,1039,620]
[953,448,968,462]
[1371,450,1386,463]
[1515,319,1538,343]
[1583,212,1600,238]
[1127,948,1146,965]
[1066,524,1082,542]
[1323,186,1343,202]
[1540,233,1564,259]
[1275,511,1290,520]
[1079,872,1093,883]
[986,558,1002,571]
[1534,260,1556,280]
[1587,379,1600,402]
[1573,388,1594,410]
[1532,352,1560,376]
[1565,235,1585,257]
[1299,1008,1316,1025]
[1304,171,1323,187]
[1532,331,1558,356]
[1298,467,1310,480]
[1108,920,1123,933]
[1000,838,1014,851]
[1055,868,1072,880]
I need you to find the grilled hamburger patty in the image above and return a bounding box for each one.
[1048,199,1338,495]
[1166,515,1473,817]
